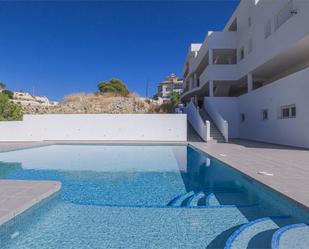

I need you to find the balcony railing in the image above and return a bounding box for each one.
[190,31,237,73]
[199,64,239,85]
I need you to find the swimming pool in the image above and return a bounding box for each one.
[0,144,308,248]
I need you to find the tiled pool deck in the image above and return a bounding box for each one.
[188,138,309,210]
[0,135,308,225]
[0,180,61,226]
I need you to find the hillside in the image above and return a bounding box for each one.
[21,93,164,114]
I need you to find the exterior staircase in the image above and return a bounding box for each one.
[199,108,226,143]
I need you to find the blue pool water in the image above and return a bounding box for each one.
[0,144,308,249]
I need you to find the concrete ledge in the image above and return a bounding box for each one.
[0,180,61,226]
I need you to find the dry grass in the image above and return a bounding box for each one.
[22,92,170,114]
[63,92,136,104]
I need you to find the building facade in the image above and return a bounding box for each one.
[157,74,183,102]
[182,0,309,148]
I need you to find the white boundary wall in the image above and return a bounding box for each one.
[0,114,187,142]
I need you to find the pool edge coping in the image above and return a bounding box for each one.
[188,142,309,212]
[0,180,62,227]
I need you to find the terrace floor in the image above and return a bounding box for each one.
[188,125,309,210]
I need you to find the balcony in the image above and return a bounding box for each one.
[208,31,237,48]
[199,64,239,84]
[190,31,237,74]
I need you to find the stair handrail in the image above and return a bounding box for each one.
[204,98,228,142]
[185,100,210,141]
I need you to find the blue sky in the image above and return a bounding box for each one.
[0,1,239,100]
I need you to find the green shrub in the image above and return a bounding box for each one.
[0,93,23,121]
[97,79,129,96]
[170,92,180,105]
[2,90,14,99]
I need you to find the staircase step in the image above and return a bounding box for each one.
[199,108,226,142]
[224,216,290,249]
[271,223,309,249]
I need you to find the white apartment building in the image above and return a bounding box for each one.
[182,0,309,148]
[157,74,183,102]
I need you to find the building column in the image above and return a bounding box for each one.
[189,76,193,90]
[194,96,198,107]
[209,49,213,65]
[193,73,197,88]
[209,80,214,97]
[247,72,253,92]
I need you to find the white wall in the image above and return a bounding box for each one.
[238,68,309,148]
[224,0,309,78]
[0,114,187,142]
[204,97,239,138]
[185,101,209,141]
[204,68,309,148]
[185,0,309,87]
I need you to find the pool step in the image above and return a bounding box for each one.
[168,190,256,208]
[224,216,290,249]
[168,191,194,207]
[187,192,205,207]
[271,223,309,249]
[205,193,220,206]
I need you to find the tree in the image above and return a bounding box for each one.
[170,92,180,106]
[0,93,23,121]
[97,79,129,96]
[0,82,6,91]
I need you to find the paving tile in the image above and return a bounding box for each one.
[0,180,61,226]
[189,139,309,209]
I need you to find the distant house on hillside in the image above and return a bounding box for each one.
[12,91,58,106]
[157,74,183,102]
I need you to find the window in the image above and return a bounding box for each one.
[264,19,271,38]
[248,16,252,27]
[262,109,268,120]
[239,47,245,61]
[280,105,296,119]
[291,106,296,117]
[248,39,253,54]
[275,0,294,30]
[240,113,245,122]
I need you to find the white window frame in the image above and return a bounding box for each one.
[264,19,271,39]
[280,104,296,119]
[248,39,253,54]
[240,113,245,122]
[239,47,245,61]
[261,109,268,121]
